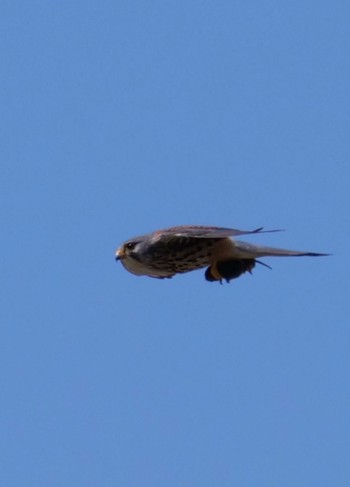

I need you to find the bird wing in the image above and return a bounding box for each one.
[156,225,282,239]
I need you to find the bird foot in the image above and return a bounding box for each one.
[205,259,256,283]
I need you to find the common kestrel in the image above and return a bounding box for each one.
[115,225,328,283]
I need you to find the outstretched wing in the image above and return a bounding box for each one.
[155,225,281,239]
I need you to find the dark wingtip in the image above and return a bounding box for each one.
[304,252,331,257]
[255,260,272,270]
[254,227,285,234]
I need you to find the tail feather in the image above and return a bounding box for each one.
[234,240,329,258]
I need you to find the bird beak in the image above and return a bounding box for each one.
[115,248,125,261]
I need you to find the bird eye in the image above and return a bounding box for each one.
[125,242,136,250]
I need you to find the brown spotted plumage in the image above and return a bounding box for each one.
[115,225,329,283]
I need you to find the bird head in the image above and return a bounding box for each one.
[115,239,142,262]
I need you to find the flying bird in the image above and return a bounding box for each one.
[115,225,329,283]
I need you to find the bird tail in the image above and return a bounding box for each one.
[234,240,329,258]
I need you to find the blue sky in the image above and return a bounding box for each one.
[1,1,349,486]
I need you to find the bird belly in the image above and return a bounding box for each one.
[121,255,174,278]
[211,238,243,259]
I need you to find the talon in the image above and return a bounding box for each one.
[205,266,219,282]
[217,259,256,282]
[205,265,225,283]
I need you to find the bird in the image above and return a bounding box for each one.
[115,225,329,283]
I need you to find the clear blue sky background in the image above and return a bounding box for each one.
[1,1,349,486]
